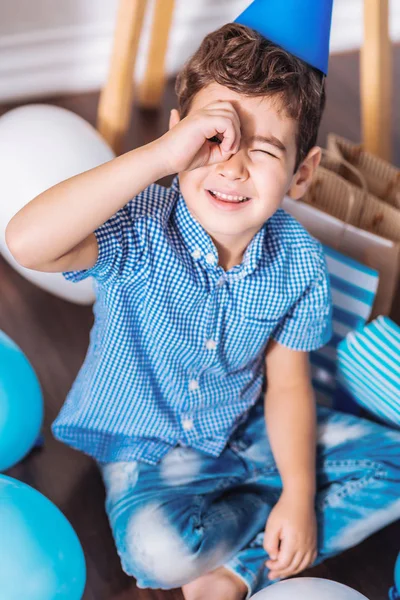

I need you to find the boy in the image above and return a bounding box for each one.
[6,5,400,599]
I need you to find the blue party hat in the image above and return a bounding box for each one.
[234,0,334,75]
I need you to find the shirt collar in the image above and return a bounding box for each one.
[170,175,267,277]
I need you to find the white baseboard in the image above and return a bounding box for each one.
[0,3,399,104]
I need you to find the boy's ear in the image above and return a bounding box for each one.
[287,146,321,200]
[169,109,181,130]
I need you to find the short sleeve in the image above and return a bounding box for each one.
[272,246,333,352]
[63,202,145,285]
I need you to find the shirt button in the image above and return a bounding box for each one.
[205,253,217,265]
[216,277,224,287]
[192,248,201,260]
[205,339,217,350]
[182,418,194,431]
[188,379,200,391]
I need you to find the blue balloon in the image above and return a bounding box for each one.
[390,553,400,600]
[0,475,86,600]
[0,330,43,471]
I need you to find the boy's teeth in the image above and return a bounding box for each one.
[210,190,248,202]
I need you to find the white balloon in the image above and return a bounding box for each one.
[0,104,116,305]
[252,578,369,600]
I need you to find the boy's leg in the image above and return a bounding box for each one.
[315,406,400,560]
[225,405,400,597]
[99,405,400,596]
[99,440,274,593]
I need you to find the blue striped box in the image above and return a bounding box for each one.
[311,245,379,412]
[336,316,400,427]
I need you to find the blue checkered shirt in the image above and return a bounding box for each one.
[52,176,332,464]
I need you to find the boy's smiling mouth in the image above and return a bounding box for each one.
[207,189,251,204]
[206,189,252,211]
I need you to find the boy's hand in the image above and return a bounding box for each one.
[264,490,317,580]
[156,102,241,174]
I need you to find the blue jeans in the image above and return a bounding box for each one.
[100,402,400,598]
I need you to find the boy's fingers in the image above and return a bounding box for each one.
[265,559,278,568]
[270,550,314,580]
[277,551,313,579]
[230,112,242,152]
[268,550,301,580]
[295,551,314,575]
[218,112,241,154]
[299,549,317,572]
[204,108,241,156]
[273,537,296,570]
[221,121,238,153]
[285,549,304,575]
[263,525,280,560]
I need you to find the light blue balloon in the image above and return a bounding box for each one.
[0,475,86,600]
[391,553,400,599]
[0,330,43,471]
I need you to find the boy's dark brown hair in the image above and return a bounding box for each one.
[175,23,326,172]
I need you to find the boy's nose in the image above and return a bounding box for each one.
[216,149,248,180]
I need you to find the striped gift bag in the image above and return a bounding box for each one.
[310,245,379,412]
[336,316,400,427]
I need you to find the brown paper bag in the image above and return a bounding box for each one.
[282,160,400,319]
[327,133,400,209]
[307,156,400,244]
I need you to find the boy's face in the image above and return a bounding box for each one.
[173,82,320,259]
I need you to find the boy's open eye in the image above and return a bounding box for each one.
[207,135,222,144]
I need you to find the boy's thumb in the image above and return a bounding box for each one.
[169,109,180,130]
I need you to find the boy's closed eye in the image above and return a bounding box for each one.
[253,149,278,158]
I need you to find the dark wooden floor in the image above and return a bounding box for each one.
[1,48,399,600]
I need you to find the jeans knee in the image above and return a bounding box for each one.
[121,503,207,588]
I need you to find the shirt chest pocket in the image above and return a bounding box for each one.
[223,309,283,370]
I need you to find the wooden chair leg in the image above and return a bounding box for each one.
[137,0,176,109]
[361,0,392,161]
[97,0,148,154]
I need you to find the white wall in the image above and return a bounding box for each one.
[0,0,399,103]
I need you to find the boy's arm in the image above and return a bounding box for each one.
[260,244,330,579]
[264,338,316,498]
[6,101,241,275]
[5,140,167,273]
[262,339,318,580]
